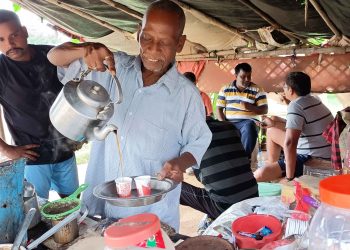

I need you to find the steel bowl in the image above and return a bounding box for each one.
[93,177,178,207]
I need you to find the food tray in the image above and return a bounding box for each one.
[93,177,177,207]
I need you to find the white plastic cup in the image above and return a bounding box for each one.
[134,175,151,197]
[115,177,132,198]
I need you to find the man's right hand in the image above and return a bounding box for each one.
[261,117,274,128]
[83,43,116,75]
[48,42,116,75]
[2,144,40,161]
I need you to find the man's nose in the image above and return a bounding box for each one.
[147,41,161,52]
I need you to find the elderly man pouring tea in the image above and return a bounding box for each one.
[48,0,211,231]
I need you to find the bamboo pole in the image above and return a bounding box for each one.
[237,0,304,43]
[308,0,342,38]
[172,0,255,45]
[43,0,133,39]
[176,46,349,61]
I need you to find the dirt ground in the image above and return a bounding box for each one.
[179,173,205,236]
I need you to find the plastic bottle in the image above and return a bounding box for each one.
[257,149,265,168]
[308,175,350,249]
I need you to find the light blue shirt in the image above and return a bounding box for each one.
[59,52,212,230]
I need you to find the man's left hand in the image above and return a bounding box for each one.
[240,101,253,111]
[158,159,184,182]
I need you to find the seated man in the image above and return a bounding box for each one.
[254,72,333,182]
[180,117,258,220]
[216,63,268,157]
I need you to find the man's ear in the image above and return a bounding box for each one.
[176,35,186,53]
[22,26,28,39]
[136,23,141,42]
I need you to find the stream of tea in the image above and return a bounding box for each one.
[114,131,124,177]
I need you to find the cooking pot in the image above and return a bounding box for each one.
[49,69,123,141]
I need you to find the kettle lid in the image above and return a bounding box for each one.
[77,80,110,108]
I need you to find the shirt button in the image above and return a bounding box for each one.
[129,112,132,116]
[138,89,142,93]
[120,136,124,140]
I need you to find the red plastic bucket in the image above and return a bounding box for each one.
[232,214,282,249]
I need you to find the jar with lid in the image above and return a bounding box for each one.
[308,174,350,249]
[104,213,175,250]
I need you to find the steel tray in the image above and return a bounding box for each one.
[93,177,178,207]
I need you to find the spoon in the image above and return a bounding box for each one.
[11,208,36,250]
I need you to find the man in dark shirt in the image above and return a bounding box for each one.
[180,117,258,219]
[0,10,79,198]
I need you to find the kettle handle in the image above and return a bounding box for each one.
[77,65,123,104]
[111,74,123,104]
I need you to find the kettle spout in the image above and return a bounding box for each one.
[93,124,118,140]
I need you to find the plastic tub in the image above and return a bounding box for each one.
[258,182,281,197]
[232,214,282,249]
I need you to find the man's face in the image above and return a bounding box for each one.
[138,9,185,75]
[0,20,29,61]
[236,70,252,88]
[283,82,292,100]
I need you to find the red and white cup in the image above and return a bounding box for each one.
[134,175,151,197]
[115,177,132,198]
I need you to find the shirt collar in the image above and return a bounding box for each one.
[133,56,178,94]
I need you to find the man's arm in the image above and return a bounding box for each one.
[0,138,39,161]
[216,107,226,121]
[241,102,268,115]
[284,128,301,179]
[47,42,116,75]
[262,116,286,130]
[158,152,197,182]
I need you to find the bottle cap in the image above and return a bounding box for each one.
[319,174,350,209]
[104,213,160,248]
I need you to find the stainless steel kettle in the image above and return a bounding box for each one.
[49,69,123,141]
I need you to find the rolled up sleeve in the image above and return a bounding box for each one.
[180,92,212,167]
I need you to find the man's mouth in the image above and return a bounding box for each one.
[145,57,159,63]
[148,58,158,62]
[6,48,24,56]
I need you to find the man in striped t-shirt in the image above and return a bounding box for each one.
[180,118,258,220]
[254,72,333,182]
[216,63,268,157]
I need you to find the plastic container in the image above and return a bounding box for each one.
[232,214,282,249]
[104,213,174,250]
[308,174,350,249]
[258,182,281,197]
[0,159,25,244]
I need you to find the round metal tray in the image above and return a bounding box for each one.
[93,177,178,207]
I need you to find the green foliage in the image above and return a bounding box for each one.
[12,3,21,12]
[75,143,91,165]
[258,129,266,145]
[307,37,327,46]
[71,38,80,44]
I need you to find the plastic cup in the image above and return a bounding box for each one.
[115,177,132,198]
[134,175,151,197]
